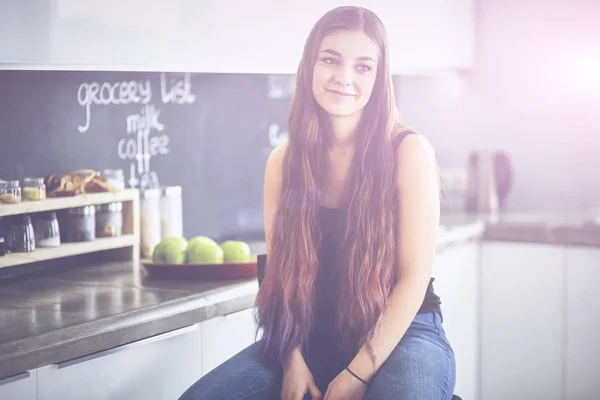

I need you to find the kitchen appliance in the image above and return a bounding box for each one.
[465,150,513,214]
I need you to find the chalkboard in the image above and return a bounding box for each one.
[0,70,293,240]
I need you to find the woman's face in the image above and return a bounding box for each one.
[312,29,379,118]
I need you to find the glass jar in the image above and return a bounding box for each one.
[9,214,35,252]
[140,188,161,258]
[23,177,47,201]
[160,186,183,240]
[103,169,125,191]
[0,180,22,204]
[95,202,123,237]
[60,206,96,242]
[34,211,61,248]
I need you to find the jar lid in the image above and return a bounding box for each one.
[24,177,44,185]
[161,186,181,196]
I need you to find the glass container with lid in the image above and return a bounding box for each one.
[34,211,61,248]
[0,180,22,204]
[96,202,123,237]
[60,206,96,242]
[9,214,35,252]
[23,177,46,201]
[103,169,125,191]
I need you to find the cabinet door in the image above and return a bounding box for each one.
[432,242,480,400]
[0,370,37,400]
[565,246,600,400]
[38,325,202,400]
[480,242,564,400]
[201,307,258,375]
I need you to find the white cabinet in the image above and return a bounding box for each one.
[0,0,474,74]
[565,246,600,400]
[480,242,564,400]
[37,325,202,400]
[201,307,258,375]
[432,242,480,400]
[0,370,37,400]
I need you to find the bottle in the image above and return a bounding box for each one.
[140,188,161,258]
[160,186,183,240]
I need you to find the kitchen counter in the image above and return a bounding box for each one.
[2,208,599,381]
[0,218,486,381]
[0,261,258,380]
[446,208,600,247]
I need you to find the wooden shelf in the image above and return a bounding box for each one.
[0,235,138,269]
[0,189,139,217]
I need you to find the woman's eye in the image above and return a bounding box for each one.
[322,57,338,65]
[357,64,372,72]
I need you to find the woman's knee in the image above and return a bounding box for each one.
[365,325,456,400]
[178,342,282,400]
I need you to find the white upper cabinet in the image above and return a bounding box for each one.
[0,0,474,74]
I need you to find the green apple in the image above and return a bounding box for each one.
[220,240,252,262]
[152,237,188,264]
[186,236,224,264]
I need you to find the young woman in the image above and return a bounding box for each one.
[179,5,456,400]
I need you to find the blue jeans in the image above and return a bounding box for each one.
[178,312,456,400]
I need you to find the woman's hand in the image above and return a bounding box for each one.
[323,369,367,400]
[282,349,322,400]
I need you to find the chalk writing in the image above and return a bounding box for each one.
[77,80,152,133]
[76,73,195,189]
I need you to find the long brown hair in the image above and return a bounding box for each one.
[255,5,404,365]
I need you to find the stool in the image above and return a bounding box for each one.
[258,255,463,400]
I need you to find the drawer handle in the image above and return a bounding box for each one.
[0,371,30,386]
[55,324,199,369]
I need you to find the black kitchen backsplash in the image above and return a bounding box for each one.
[0,70,295,240]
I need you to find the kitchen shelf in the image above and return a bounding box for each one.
[0,189,140,271]
[0,235,137,269]
[0,190,138,217]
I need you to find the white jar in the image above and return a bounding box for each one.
[160,186,183,240]
[139,188,161,258]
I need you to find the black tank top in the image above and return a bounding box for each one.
[305,130,442,369]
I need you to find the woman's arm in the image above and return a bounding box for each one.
[347,133,441,382]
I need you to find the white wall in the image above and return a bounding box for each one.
[396,0,600,210]
[0,0,474,74]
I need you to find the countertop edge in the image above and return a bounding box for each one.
[0,280,259,380]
